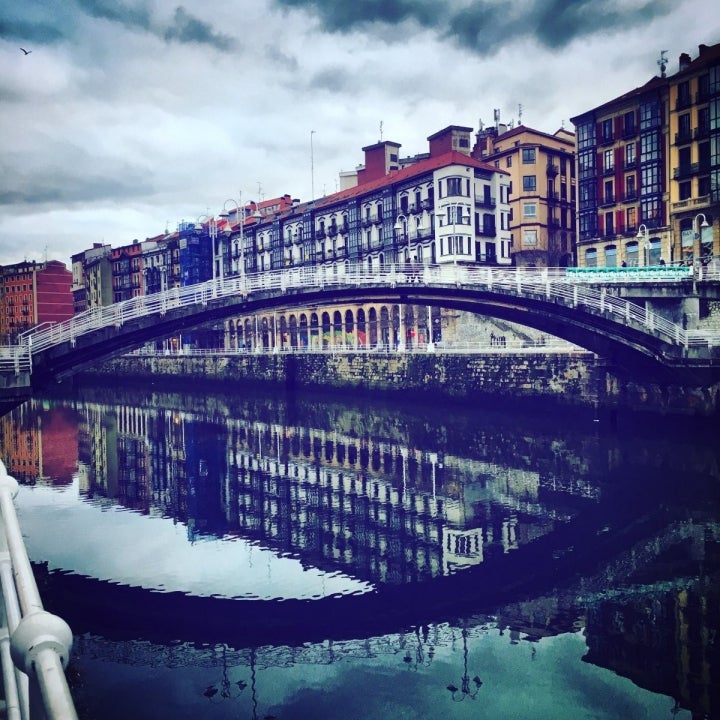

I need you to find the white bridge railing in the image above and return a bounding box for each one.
[2,264,718,376]
[0,460,78,720]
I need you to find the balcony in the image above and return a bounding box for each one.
[603,165,615,176]
[316,229,327,240]
[599,133,614,146]
[695,124,710,140]
[474,196,496,209]
[673,162,704,179]
[546,162,559,176]
[623,158,637,170]
[622,125,637,139]
[622,190,638,202]
[675,94,692,110]
[599,193,615,208]
[674,129,693,145]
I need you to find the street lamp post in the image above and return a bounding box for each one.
[220,197,245,281]
[393,214,409,264]
[693,212,710,266]
[636,224,649,267]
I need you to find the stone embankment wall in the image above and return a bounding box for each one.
[90,352,719,417]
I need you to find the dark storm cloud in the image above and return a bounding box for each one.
[74,0,153,32]
[162,6,235,51]
[0,160,154,207]
[308,66,355,93]
[0,17,66,45]
[273,0,674,53]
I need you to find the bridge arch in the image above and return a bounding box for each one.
[4,265,719,389]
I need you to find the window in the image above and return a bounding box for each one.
[679,181,692,200]
[641,163,661,194]
[603,180,614,204]
[605,245,617,268]
[604,212,614,236]
[640,131,660,161]
[577,121,596,149]
[604,149,614,172]
[601,119,613,142]
[523,202,537,218]
[446,177,464,196]
[626,206,637,231]
[625,174,636,200]
[623,111,635,136]
[585,248,598,267]
[639,101,661,130]
[522,148,536,163]
[523,230,538,246]
[522,175,536,191]
[506,156,512,168]
[625,143,635,166]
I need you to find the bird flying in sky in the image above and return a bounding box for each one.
[20,48,32,55]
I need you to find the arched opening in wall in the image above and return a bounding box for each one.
[379,252,385,268]
[279,316,289,350]
[405,305,416,349]
[310,312,320,350]
[626,240,639,267]
[585,248,598,268]
[344,260,350,276]
[299,313,308,348]
[344,309,354,348]
[368,307,378,348]
[380,306,391,349]
[648,238,662,265]
[289,315,298,349]
[261,316,271,349]
[243,318,254,351]
[236,320,244,350]
[227,320,236,350]
[604,245,617,268]
[321,312,331,349]
[392,305,400,349]
[367,256,372,273]
[333,310,343,347]
[357,308,367,348]
[431,241,437,264]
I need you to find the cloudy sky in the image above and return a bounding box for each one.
[1,0,718,267]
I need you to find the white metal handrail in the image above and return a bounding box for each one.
[3,265,719,371]
[0,460,78,720]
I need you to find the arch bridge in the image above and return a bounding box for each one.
[2,265,720,392]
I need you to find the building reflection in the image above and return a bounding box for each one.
[62,397,604,585]
[1,391,718,718]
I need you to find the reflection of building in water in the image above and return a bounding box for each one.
[0,401,39,481]
[582,520,720,720]
[225,420,592,583]
[69,399,600,583]
[0,400,78,484]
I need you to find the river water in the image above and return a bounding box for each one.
[1,377,718,720]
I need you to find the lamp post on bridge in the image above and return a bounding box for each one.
[693,212,710,267]
[636,224,650,266]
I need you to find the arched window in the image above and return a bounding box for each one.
[368,307,378,348]
[321,312,331,349]
[310,312,320,349]
[585,248,598,267]
[344,309,354,347]
[357,308,366,347]
[605,245,617,268]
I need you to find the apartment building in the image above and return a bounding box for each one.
[474,119,576,266]
[571,42,719,268]
[668,43,720,263]
[0,259,73,344]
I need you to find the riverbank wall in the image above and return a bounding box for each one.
[86,351,720,418]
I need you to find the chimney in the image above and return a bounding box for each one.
[679,52,691,72]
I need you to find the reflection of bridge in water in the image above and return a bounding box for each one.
[2,265,720,401]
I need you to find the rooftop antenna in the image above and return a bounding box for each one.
[518,103,523,125]
[658,50,668,78]
[310,130,316,201]
[379,120,383,142]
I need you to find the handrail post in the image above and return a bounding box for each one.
[0,462,78,720]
